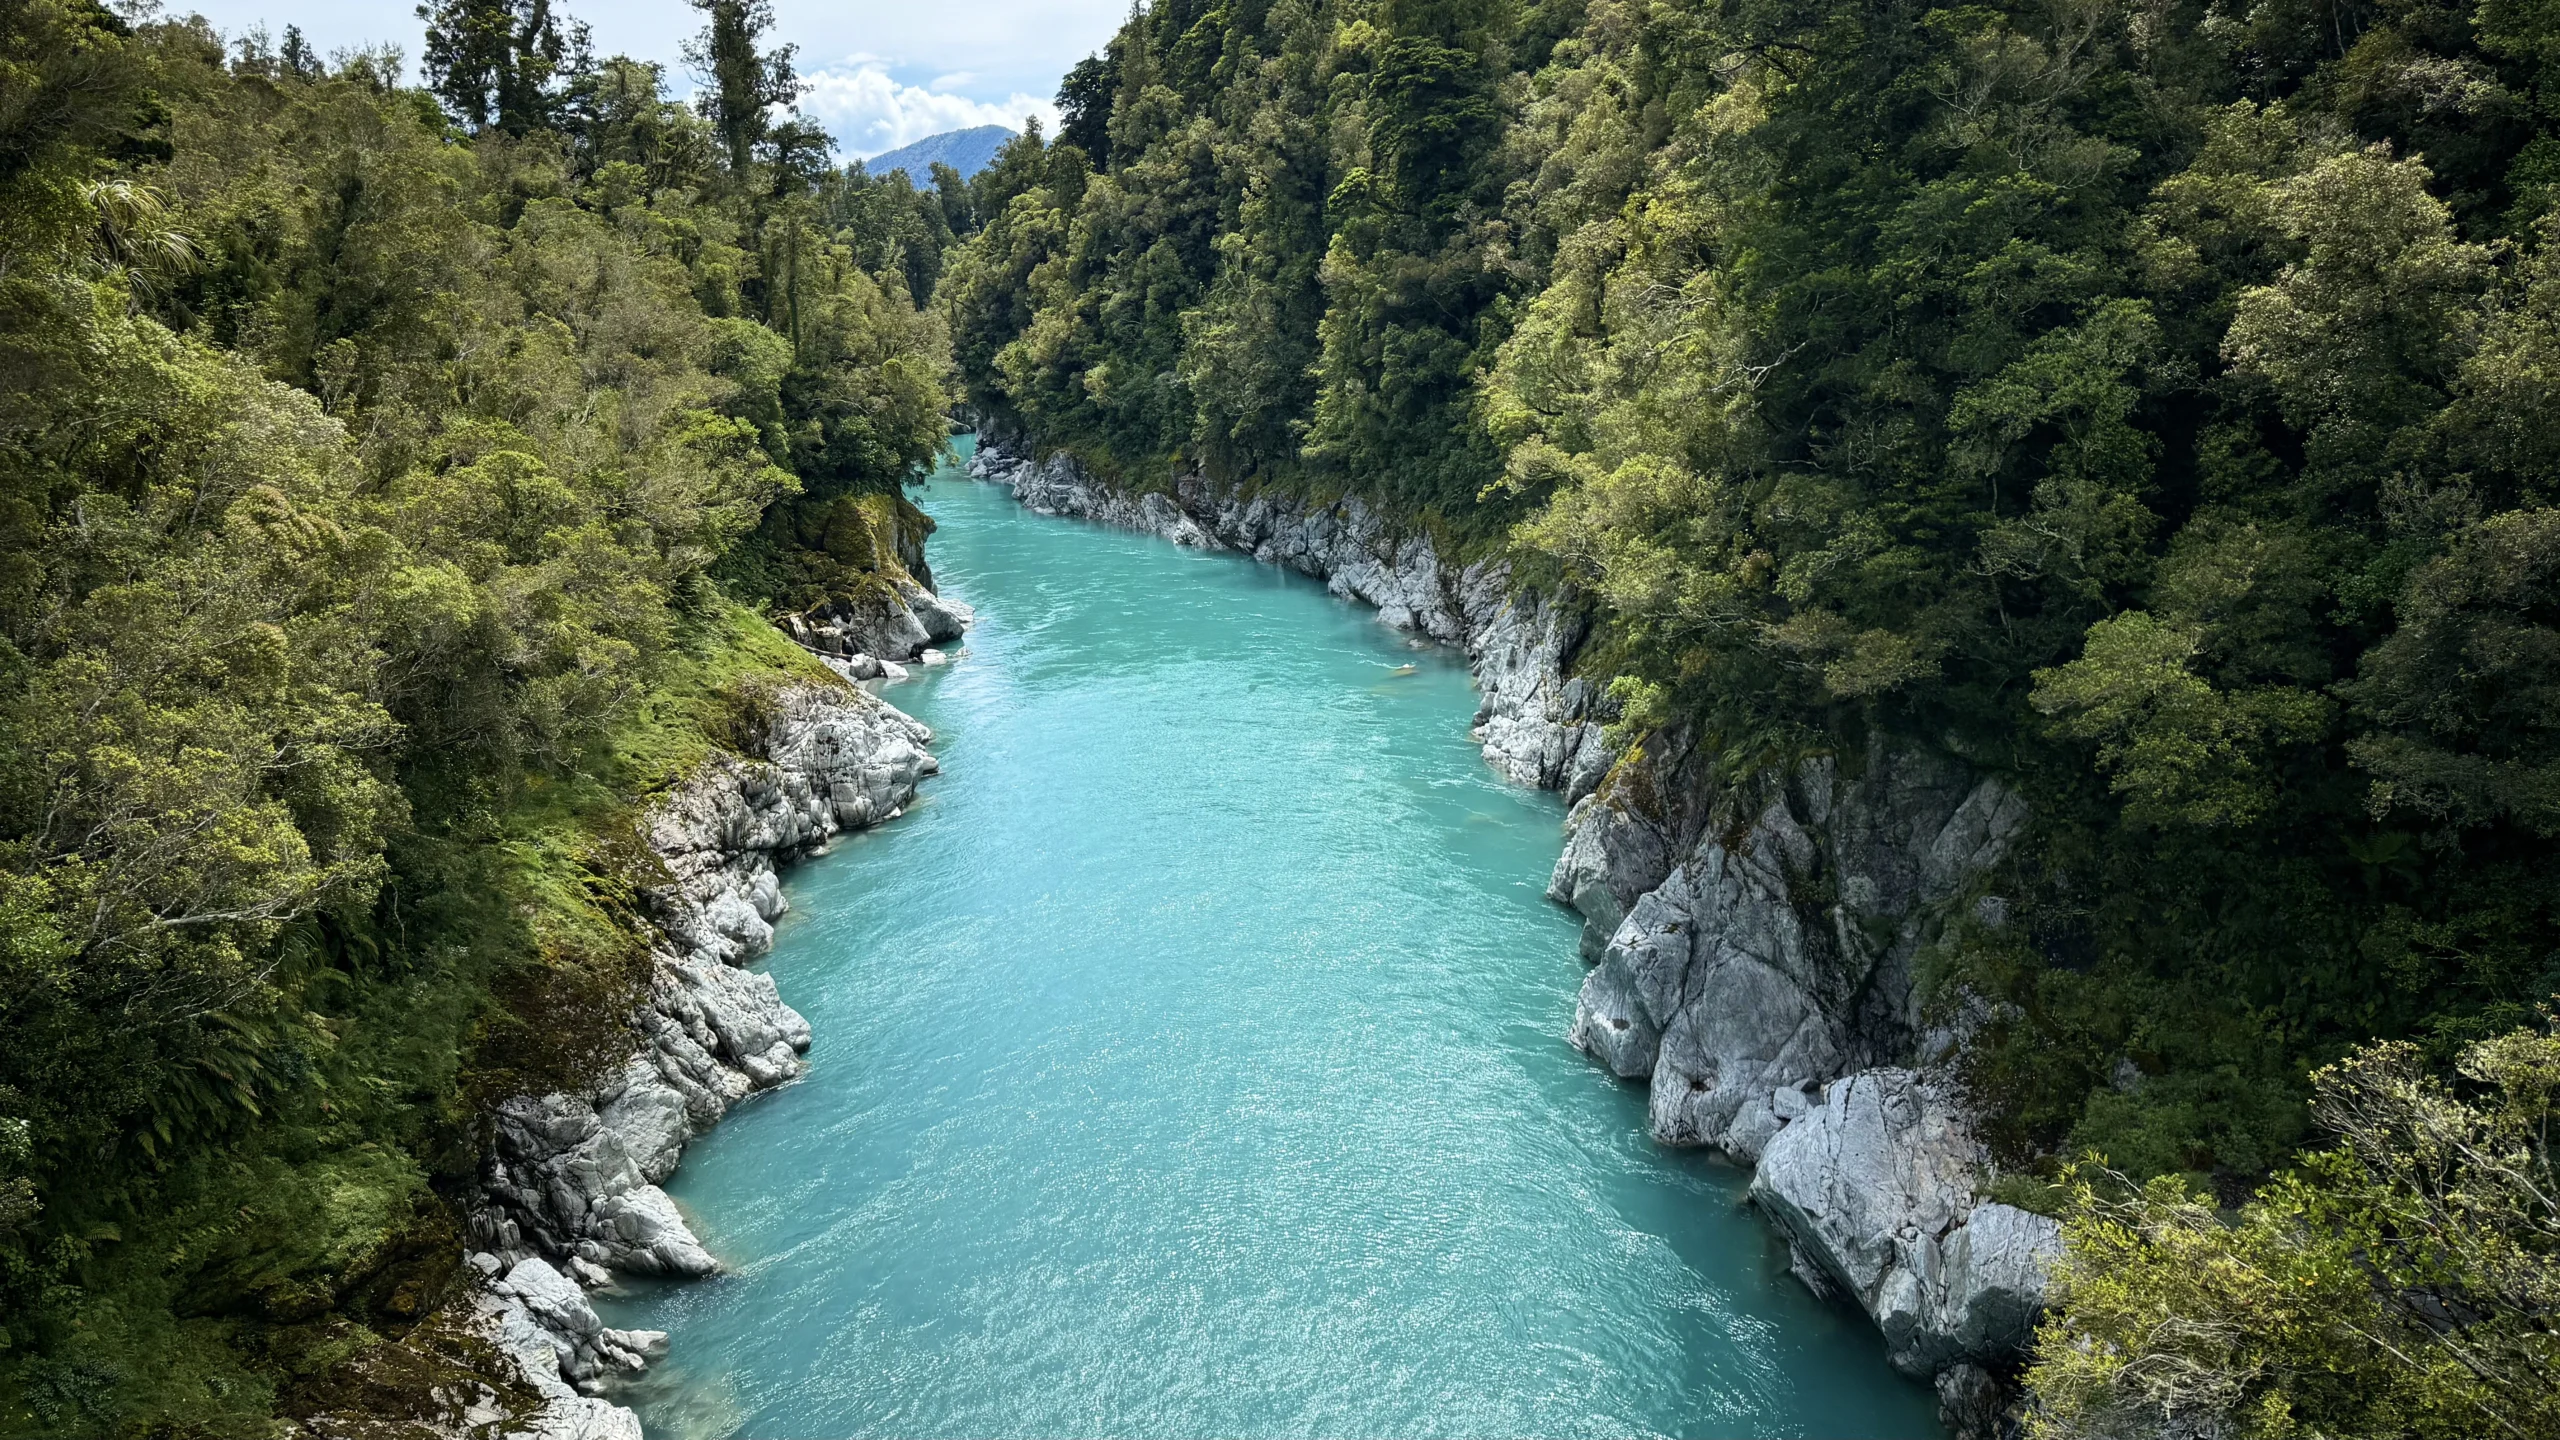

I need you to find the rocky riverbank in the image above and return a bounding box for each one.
[970,433,2058,1435]
[996,446,1611,801]
[429,591,960,1438]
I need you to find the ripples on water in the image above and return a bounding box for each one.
[597,455,1943,1438]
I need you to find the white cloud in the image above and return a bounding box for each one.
[800,63,1059,158]
[930,73,978,91]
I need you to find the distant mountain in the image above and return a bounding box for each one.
[860,125,1015,182]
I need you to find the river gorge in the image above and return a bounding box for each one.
[590,454,1944,1438]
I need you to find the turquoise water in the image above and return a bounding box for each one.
[598,457,1943,1439]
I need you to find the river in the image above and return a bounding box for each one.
[597,453,1943,1438]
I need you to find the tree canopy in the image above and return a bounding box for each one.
[0,3,957,1430]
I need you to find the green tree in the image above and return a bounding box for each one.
[417,0,589,135]
[0,7,953,1427]
[682,0,799,176]
[2029,1023,2560,1440]
[1057,50,1118,168]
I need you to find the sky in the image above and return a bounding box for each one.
[164,0,1115,156]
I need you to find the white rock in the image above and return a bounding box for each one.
[476,677,940,1395]
[746,867,785,921]
[498,1257,601,1340]
[784,573,970,663]
[600,1327,670,1362]
[1547,743,2029,1161]
[1753,1071,1976,1297]
[476,1285,646,1437]
[1569,953,1661,1078]
[587,1184,714,1276]
[906,585,974,643]
[1749,1069,2059,1374]
[1548,791,1677,961]
[1937,1201,2063,1357]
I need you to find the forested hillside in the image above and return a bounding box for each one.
[949,0,2560,1429]
[0,2,970,1430]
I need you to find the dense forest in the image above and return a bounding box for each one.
[945,0,2560,1431]
[0,1,990,1430]
[5,0,2557,1430]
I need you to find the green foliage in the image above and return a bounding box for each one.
[940,0,1574,513]
[1057,51,1119,167]
[2033,611,2328,827]
[2349,508,2560,836]
[2028,1023,2560,1440]
[0,3,950,1431]
[417,0,589,136]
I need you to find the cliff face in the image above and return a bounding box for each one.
[972,434,2058,1426]
[1561,743,2026,1161]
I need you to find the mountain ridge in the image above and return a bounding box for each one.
[860,124,1013,181]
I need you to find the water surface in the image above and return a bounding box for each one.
[601,454,1942,1438]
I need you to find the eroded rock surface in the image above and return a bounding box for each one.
[781,577,974,676]
[1565,747,2028,1161]
[1751,1070,2060,1375]
[1556,738,2055,1401]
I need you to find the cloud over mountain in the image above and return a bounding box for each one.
[800,61,1058,158]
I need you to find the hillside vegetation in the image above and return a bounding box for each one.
[0,2,966,1431]
[945,0,2560,1430]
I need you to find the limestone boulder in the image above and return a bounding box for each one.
[474,1261,647,1431]
[586,1185,714,1277]
[1569,953,1661,1078]
[1750,1069,2060,1375]
[904,580,975,643]
[1936,1200,2064,1358]
[1548,791,1678,962]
